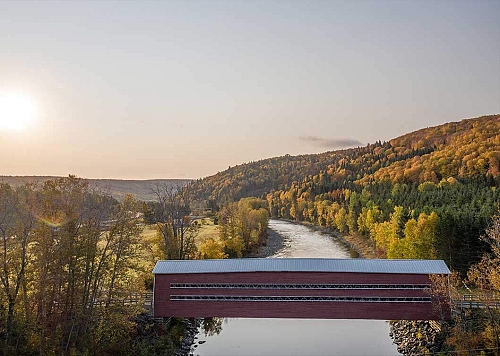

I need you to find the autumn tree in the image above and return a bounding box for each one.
[152,182,198,260]
[216,197,269,256]
[0,177,150,355]
[466,214,500,354]
[200,238,228,259]
[0,183,37,354]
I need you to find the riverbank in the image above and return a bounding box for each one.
[340,233,379,259]
[248,225,286,258]
[176,318,202,356]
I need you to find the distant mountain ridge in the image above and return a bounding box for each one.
[0,176,191,201]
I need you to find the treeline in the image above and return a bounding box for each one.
[362,115,500,183]
[187,142,435,205]
[142,184,270,260]
[0,177,178,356]
[266,176,499,272]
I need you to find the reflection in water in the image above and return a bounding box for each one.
[193,220,401,356]
[201,317,224,337]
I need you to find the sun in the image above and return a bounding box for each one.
[0,92,37,131]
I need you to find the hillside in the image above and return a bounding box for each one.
[188,115,499,203]
[361,115,500,183]
[187,114,500,273]
[0,176,191,201]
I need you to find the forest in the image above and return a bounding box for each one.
[188,115,500,273]
[0,177,188,355]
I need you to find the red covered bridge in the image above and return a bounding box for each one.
[153,258,450,320]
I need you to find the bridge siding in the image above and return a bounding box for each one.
[155,301,435,320]
[154,271,431,284]
[154,271,445,320]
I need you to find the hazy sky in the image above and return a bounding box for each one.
[1,0,499,179]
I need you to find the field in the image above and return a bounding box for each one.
[195,218,219,245]
[139,218,220,265]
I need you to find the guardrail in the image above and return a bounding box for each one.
[100,292,500,311]
[82,291,154,309]
[455,294,500,309]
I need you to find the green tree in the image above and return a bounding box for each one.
[335,207,348,234]
[217,198,269,256]
[224,236,245,258]
[347,192,361,233]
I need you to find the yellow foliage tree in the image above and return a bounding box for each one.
[386,212,438,259]
[200,238,228,259]
[224,236,245,258]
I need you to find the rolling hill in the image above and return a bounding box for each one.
[186,114,500,273]
[187,114,499,204]
[0,176,191,201]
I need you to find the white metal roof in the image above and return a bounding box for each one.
[153,258,450,275]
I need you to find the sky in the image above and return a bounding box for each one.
[1,0,499,179]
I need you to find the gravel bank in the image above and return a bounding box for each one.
[248,227,286,258]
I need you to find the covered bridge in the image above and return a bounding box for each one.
[153,258,450,320]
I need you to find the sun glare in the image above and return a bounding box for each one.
[0,92,37,131]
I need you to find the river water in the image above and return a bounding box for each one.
[192,220,401,356]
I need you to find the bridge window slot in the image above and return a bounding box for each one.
[170,283,430,290]
[170,295,432,303]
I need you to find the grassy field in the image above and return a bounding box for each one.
[139,218,220,256]
[195,218,219,245]
[138,225,160,281]
[141,224,158,241]
[128,220,220,290]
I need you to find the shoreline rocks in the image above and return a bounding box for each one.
[249,223,286,258]
[390,320,446,355]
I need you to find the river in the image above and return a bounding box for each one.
[192,219,401,356]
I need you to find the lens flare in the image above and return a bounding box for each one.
[36,215,68,228]
[0,92,37,131]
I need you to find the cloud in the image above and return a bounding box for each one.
[299,136,363,149]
